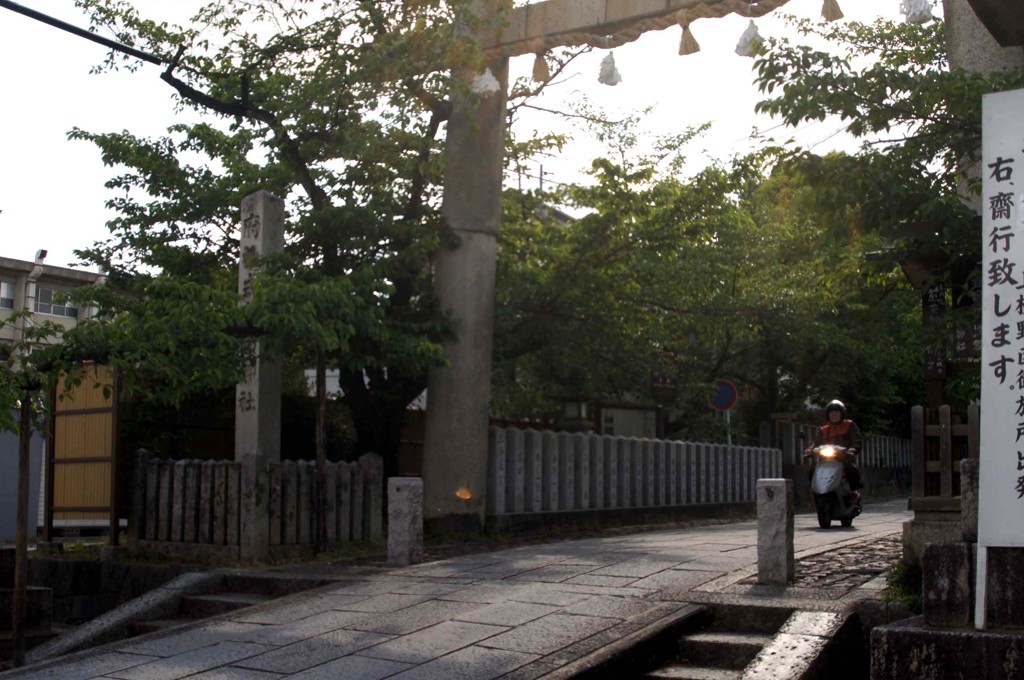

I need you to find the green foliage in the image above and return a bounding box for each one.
[884,559,923,614]
[57,0,504,463]
[494,133,925,437]
[753,16,1024,405]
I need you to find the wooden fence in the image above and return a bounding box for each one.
[486,427,782,516]
[910,404,979,513]
[131,451,383,560]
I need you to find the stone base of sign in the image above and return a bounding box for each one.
[902,516,962,566]
[984,547,1024,628]
[756,479,794,586]
[871,617,1024,679]
[923,542,976,628]
[387,478,423,567]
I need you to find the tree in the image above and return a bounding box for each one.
[493,128,926,439]
[752,15,1024,405]
[61,0,582,474]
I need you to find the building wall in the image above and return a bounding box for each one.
[0,255,102,346]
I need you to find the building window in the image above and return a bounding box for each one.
[0,282,14,310]
[35,288,77,319]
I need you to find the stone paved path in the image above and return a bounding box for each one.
[1,499,910,680]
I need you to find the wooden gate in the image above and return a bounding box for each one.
[44,364,121,543]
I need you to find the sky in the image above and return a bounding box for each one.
[0,0,909,269]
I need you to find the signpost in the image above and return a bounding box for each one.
[976,88,1024,630]
[712,379,738,445]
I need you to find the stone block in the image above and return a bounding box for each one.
[756,479,794,585]
[902,517,962,566]
[557,433,574,511]
[388,478,423,567]
[324,462,337,544]
[488,428,507,515]
[234,629,392,674]
[961,458,979,543]
[111,641,274,679]
[478,613,614,656]
[872,616,1024,679]
[922,541,974,627]
[541,431,559,512]
[573,433,589,510]
[198,462,214,544]
[270,655,410,680]
[0,586,51,631]
[357,621,507,664]
[524,430,543,513]
[986,547,1024,628]
[337,462,352,542]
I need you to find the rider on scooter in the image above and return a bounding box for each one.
[813,399,863,503]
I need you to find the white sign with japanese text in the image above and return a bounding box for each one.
[979,88,1024,548]
[978,88,1024,629]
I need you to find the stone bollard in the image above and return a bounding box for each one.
[388,478,423,567]
[757,479,794,585]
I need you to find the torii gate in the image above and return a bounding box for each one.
[421,0,796,532]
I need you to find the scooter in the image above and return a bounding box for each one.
[804,444,862,528]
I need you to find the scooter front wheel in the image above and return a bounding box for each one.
[814,494,833,529]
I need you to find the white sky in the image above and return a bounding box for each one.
[0,0,907,269]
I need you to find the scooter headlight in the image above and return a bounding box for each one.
[820,446,836,458]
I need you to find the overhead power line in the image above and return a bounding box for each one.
[0,0,164,66]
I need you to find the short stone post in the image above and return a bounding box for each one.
[388,478,423,566]
[757,479,794,585]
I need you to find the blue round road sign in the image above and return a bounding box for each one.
[711,379,738,411]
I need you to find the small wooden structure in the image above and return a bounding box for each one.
[44,364,123,543]
[904,404,980,564]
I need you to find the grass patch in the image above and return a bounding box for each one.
[883,559,922,614]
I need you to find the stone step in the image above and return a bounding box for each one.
[131,618,191,636]
[0,628,60,658]
[643,664,741,680]
[218,572,332,597]
[180,592,272,619]
[705,603,794,634]
[676,632,773,670]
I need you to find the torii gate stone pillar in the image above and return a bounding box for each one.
[420,1,510,533]
[421,0,795,532]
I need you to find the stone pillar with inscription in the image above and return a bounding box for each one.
[236,190,285,563]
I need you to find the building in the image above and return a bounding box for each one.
[0,252,105,541]
[0,250,103,345]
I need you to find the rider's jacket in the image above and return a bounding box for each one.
[817,419,862,453]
